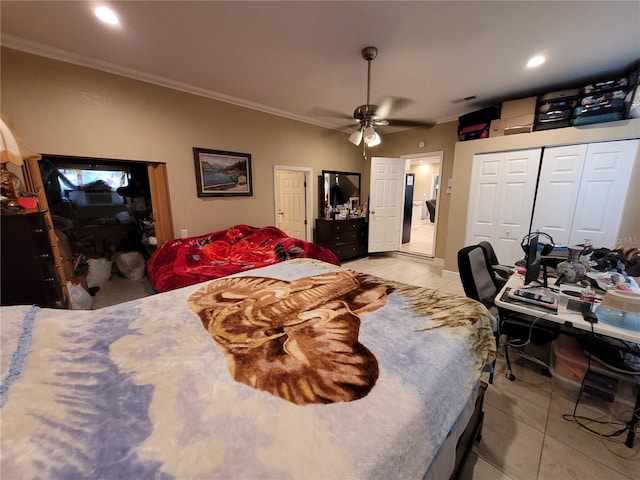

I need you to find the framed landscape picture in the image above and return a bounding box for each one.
[193,147,253,197]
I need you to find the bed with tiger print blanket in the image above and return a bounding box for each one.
[1,258,495,479]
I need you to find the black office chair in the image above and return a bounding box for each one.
[477,241,514,288]
[458,243,560,381]
[425,199,436,222]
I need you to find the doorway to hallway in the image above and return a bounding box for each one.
[398,151,442,258]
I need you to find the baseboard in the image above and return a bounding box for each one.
[395,251,444,267]
[442,269,461,282]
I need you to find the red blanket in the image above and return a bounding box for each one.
[146,225,340,292]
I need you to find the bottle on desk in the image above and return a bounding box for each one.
[556,246,586,283]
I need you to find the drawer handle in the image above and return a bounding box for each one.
[44,277,56,282]
[39,253,50,258]
[34,228,44,233]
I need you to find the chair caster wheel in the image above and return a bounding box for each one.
[506,372,516,381]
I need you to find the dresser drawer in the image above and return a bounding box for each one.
[328,220,362,235]
[327,231,360,245]
[1,211,65,308]
[333,242,366,261]
[315,217,367,261]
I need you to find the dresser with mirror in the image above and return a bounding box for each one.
[315,170,367,261]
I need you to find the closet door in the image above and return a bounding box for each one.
[531,144,588,246]
[568,139,638,246]
[466,148,542,264]
[466,152,503,244]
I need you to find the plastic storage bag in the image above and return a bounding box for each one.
[86,258,112,288]
[67,281,93,310]
[115,251,146,281]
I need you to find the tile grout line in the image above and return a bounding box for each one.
[535,387,554,480]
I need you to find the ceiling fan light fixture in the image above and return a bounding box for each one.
[363,125,377,142]
[367,132,381,147]
[349,128,363,146]
[364,127,381,147]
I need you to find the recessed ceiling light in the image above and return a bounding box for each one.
[95,6,119,25]
[527,55,546,68]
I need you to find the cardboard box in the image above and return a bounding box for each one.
[501,96,537,119]
[489,119,504,137]
[502,114,534,135]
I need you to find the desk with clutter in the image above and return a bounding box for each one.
[504,241,640,448]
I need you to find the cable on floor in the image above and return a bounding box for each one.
[562,322,640,448]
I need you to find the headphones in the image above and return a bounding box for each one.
[520,231,555,255]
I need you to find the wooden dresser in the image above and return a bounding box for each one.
[315,217,367,261]
[1,211,66,308]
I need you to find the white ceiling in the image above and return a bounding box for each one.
[2,1,639,134]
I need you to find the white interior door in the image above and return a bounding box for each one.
[466,148,542,264]
[466,152,503,244]
[274,167,310,240]
[494,149,544,264]
[369,157,405,253]
[531,144,588,245]
[568,139,638,247]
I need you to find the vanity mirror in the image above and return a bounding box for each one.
[319,170,361,217]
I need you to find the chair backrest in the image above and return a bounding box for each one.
[478,241,500,266]
[457,245,501,310]
[477,241,513,288]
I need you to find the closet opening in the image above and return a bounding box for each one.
[39,154,157,295]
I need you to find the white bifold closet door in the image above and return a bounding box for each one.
[531,139,638,247]
[465,148,542,265]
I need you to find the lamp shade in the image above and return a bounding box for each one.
[363,125,376,143]
[349,128,363,146]
[0,119,24,166]
[364,130,381,147]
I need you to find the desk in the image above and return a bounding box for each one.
[496,273,640,448]
[496,274,640,344]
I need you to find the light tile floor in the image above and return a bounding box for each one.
[90,273,153,309]
[95,253,640,479]
[400,217,436,257]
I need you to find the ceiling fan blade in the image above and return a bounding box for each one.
[307,107,353,121]
[374,97,414,119]
[385,119,435,128]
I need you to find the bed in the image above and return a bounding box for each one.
[146,224,341,292]
[0,258,495,479]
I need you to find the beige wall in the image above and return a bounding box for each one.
[409,163,438,201]
[1,48,367,238]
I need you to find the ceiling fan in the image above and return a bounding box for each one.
[347,46,434,148]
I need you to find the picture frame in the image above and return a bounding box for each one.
[193,147,253,197]
[349,197,360,210]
